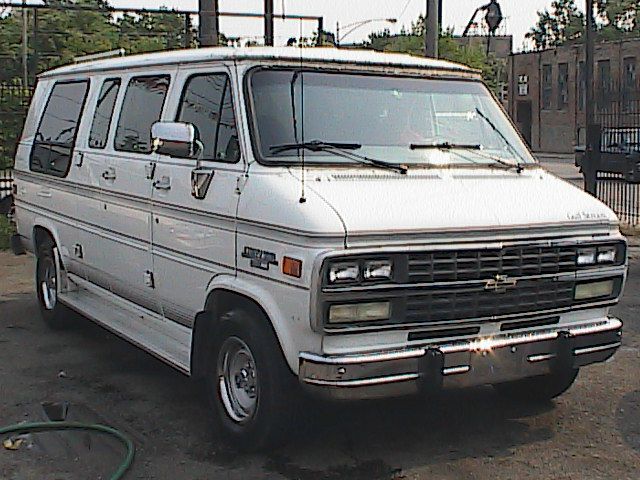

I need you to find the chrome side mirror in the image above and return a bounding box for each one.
[151,122,202,159]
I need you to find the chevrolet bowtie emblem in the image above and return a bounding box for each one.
[484,274,517,293]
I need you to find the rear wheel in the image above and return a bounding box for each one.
[493,369,579,402]
[36,240,72,329]
[205,307,300,451]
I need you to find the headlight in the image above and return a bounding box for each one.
[577,243,625,267]
[596,245,618,264]
[328,262,359,283]
[574,280,615,300]
[363,260,393,280]
[328,302,391,323]
[577,248,597,266]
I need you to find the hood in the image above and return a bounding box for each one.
[301,167,618,246]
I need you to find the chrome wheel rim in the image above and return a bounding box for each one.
[217,336,258,423]
[41,258,57,310]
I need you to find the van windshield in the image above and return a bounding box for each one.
[248,69,535,167]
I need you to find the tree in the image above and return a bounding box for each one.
[526,0,640,50]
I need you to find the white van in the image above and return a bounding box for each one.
[11,47,627,448]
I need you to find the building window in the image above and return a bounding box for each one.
[557,63,569,110]
[542,64,552,110]
[597,60,611,110]
[623,57,636,112]
[578,61,586,112]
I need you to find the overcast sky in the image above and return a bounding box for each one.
[105,1,571,52]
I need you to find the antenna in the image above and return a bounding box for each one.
[298,19,307,204]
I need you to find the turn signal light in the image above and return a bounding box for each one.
[282,256,302,278]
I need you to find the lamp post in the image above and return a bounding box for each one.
[336,18,397,46]
[584,0,597,195]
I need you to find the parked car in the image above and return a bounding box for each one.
[11,47,627,449]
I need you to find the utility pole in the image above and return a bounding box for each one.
[264,0,274,46]
[199,0,219,47]
[584,0,598,194]
[22,0,28,87]
[424,0,439,58]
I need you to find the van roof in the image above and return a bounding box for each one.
[40,46,480,79]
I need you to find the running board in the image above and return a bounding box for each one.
[60,273,192,375]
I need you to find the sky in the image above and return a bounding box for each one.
[99,1,569,52]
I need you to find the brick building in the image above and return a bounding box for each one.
[507,38,640,153]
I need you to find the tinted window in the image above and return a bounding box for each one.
[114,75,169,153]
[177,74,240,162]
[30,80,89,177]
[89,79,120,149]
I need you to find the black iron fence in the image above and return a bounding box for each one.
[0,81,33,169]
[0,169,13,200]
[593,82,640,227]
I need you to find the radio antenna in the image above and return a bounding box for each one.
[298,19,307,203]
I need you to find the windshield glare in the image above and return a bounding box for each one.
[248,69,535,167]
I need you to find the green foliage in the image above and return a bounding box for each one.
[0,214,15,250]
[527,0,640,50]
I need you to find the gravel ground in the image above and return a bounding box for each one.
[0,250,639,479]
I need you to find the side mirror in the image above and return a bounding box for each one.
[151,122,202,159]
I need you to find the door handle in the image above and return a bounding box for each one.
[75,152,84,167]
[101,168,116,181]
[37,190,52,198]
[153,176,171,191]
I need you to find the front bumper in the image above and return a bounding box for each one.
[299,317,622,400]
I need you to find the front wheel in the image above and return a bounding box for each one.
[493,369,579,402]
[36,240,72,329]
[205,308,300,451]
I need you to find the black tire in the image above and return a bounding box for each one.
[36,239,73,330]
[493,369,579,402]
[204,307,300,451]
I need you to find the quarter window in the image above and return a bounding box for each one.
[89,78,120,149]
[114,75,170,153]
[30,80,89,177]
[177,73,240,162]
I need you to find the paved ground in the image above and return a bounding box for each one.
[535,153,583,186]
[1,250,639,479]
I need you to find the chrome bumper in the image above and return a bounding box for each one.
[299,317,623,400]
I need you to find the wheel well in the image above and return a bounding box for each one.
[33,226,55,254]
[191,289,276,379]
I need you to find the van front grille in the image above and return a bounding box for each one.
[404,279,575,324]
[407,245,578,283]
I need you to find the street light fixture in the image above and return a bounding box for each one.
[336,18,397,46]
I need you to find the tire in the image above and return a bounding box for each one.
[36,239,73,330]
[204,307,300,451]
[493,369,579,402]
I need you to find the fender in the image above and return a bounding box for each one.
[194,273,317,375]
[32,218,65,257]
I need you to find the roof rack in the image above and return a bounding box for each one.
[73,49,126,64]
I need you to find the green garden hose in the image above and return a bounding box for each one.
[0,421,135,480]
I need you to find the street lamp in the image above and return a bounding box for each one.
[336,18,397,46]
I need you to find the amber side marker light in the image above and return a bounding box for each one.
[283,257,303,278]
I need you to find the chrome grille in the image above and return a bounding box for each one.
[407,245,578,283]
[404,279,575,324]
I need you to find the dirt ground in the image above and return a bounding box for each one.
[0,250,639,480]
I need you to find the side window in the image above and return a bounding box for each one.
[177,73,240,163]
[114,75,170,154]
[89,78,121,149]
[30,80,89,177]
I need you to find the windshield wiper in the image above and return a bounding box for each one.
[474,108,526,173]
[269,140,407,174]
[410,142,482,151]
[270,140,362,154]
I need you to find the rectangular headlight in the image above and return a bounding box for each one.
[574,280,614,301]
[363,260,393,281]
[328,302,390,323]
[577,248,597,266]
[329,262,359,284]
[596,245,618,264]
